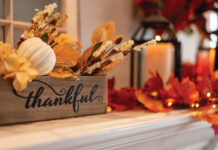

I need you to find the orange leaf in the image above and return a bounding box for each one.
[53,33,82,67]
[199,113,218,125]
[48,67,72,78]
[53,43,81,67]
[135,89,170,112]
[91,21,115,44]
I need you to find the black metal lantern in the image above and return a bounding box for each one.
[131,14,181,87]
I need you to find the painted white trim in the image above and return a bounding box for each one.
[0,110,215,150]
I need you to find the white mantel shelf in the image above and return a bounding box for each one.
[0,110,216,150]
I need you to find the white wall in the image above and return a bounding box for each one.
[177,25,201,63]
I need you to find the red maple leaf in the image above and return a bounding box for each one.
[108,78,143,111]
[212,125,218,135]
[144,72,164,92]
[212,79,218,97]
[167,77,200,105]
[108,77,115,90]
[143,72,168,100]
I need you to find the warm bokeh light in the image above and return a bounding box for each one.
[211,98,217,102]
[107,106,112,112]
[167,102,173,107]
[212,104,216,109]
[151,91,159,97]
[155,35,161,41]
[206,92,212,98]
[191,103,199,108]
[166,98,175,107]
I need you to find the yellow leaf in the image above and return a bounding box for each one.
[0,41,38,91]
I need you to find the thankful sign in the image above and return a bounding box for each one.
[0,76,107,125]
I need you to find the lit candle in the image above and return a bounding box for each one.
[196,50,210,73]
[145,43,174,85]
[196,48,215,75]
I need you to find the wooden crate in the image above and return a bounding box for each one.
[0,76,107,125]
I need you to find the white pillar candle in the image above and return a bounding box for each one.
[144,43,174,85]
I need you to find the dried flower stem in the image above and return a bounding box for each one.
[81,39,156,75]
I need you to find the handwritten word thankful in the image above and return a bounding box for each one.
[13,80,103,113]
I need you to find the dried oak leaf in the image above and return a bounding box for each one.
[91,21,115,44]
[135,89,170,112]
[167,77,200,105]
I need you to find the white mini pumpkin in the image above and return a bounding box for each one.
[17,37,56,75]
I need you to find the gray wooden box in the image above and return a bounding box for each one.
[0,76,107,125]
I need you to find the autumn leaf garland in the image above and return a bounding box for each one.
[108,72,217,112]
[108,63,218,134]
